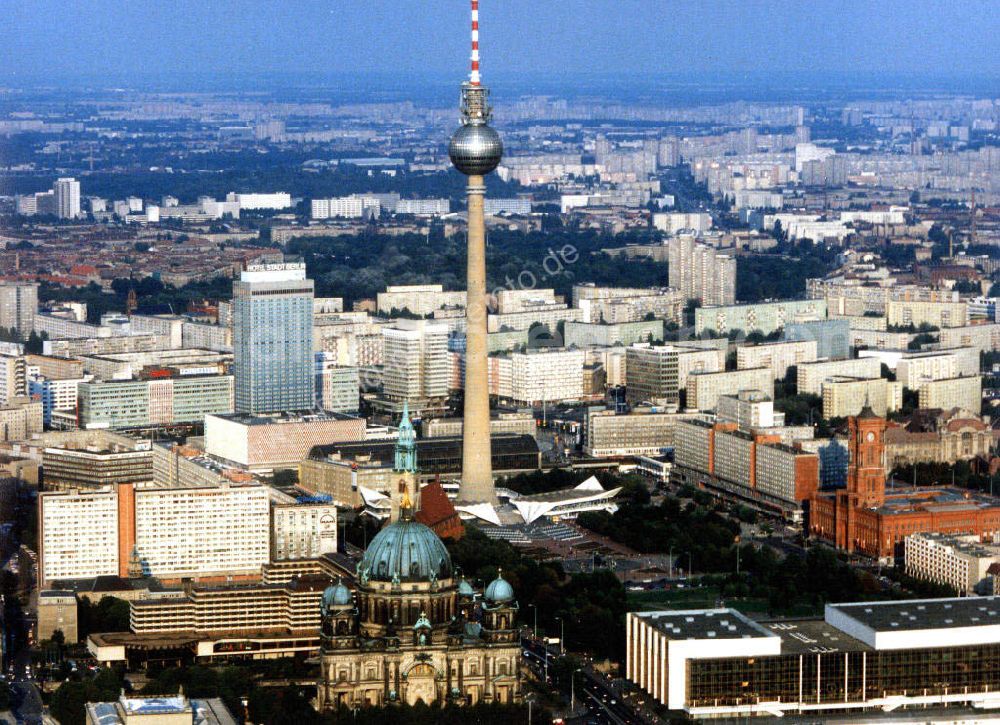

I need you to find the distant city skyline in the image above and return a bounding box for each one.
[3,0,999,92]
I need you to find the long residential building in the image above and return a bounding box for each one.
[39,481,271,586]
[672,417,818,518]
[886,299,968,329]
[571,285,684,325]
[904,533,1000,596]
[918,375,982,415]
[686,368,774,412]
[694,299,827,336]
[796,356,883,396]
[822,376,903,418]
[736,339,817,380]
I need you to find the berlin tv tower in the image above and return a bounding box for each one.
[450,0,502,505]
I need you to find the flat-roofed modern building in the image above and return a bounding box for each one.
[203,411,366,473]
[694,299,826,336]
[41,432,153,491]
[77,374,234,430]
[233,261,314,415]
[686,368,774,412]
[584,409,696,458]
[628,597,1000,719]
[796,356,882,396]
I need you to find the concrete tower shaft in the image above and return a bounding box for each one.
[450,0,502,505]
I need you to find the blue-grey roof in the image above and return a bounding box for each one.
[360,518,452,583]
[485,573,515,604]
[458,578,475,597]
[322,580,353,610]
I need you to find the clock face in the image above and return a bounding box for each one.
[865,431,875,442]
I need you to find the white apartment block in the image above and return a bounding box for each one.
[796,357,882,396]
[886,300,968,329]
[918,376,982,415]
[0,354,26,404]
[937,324,1000,354]
[54,177,81,219]
[509,349,584,405]
[376,285,466,316]
[495,289,559,314]
[667,234,736,306]
[896,353,959,389]
[382,320,450,403]
[39,488,120,583]
[394,198,450,216]
[572,285,684,325]
[736,339,818,380]
[904,533,999,595]
[310,196,365,220]
[676,346,726,389]
[822,377,903,418]
[686,368,774,412]
[133,484,270,581]
[653,212,713,235]
[716,390,777,429]
[487,306,584,334]
[225,192,292,210]
[848,328,915,351]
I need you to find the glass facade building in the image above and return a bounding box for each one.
[233,262,315,414]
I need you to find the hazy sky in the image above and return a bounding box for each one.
[3,0,998,87]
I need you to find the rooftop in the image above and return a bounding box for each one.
[634,608,774,642]
[828,596,1000,633]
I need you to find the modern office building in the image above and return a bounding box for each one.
[506,348,584,405]
[584,409,694,457]
[627,597,1000,719]
[233,261,314,415]
[314,355,359,413]
[673,417,819,520]
[0,282,38,339]
[271,498,338,562]
[77,375,234,429]
[625,345,679,407]
[41,432,153,491]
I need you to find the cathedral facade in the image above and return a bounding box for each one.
[316,408,522,709]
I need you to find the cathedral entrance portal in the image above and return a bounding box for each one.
[405,663,437,705]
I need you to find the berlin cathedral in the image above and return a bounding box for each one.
[316,407,523,709]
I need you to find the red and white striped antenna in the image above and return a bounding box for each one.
[470,0,481,86]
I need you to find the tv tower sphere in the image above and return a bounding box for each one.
[449,121,503,176]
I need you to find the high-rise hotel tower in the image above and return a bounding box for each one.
[233,260,315,414]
